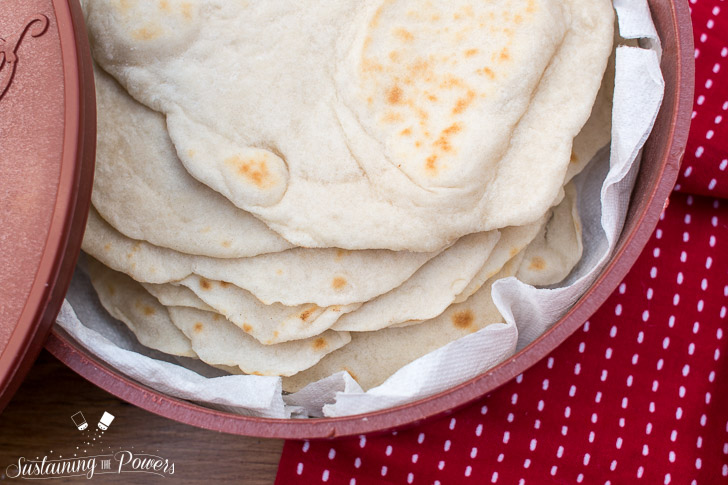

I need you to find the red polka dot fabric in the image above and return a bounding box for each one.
[276,3,727,484]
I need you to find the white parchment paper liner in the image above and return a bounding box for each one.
[55,1,665,419]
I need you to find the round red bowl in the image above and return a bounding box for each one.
[46,0,695,439]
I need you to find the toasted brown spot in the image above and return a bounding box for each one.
[514,14,524,24]
[187,149,196,158]
[570,151,579,163]
[389,51,401,62]
[142,305,156,316]
[252,372,264,376]
[221,240,232,248]
[107,284,116,296]
[480,67,496,80]
[464,48,479,57]
[332,277,348,291]
[510,247,520,257]
[219,281,231,288]
[180,2,192,19]
[226,155,274,189]
[425,155,439,174]
[299,306,318,321]
[132,24,162,41]
[382,111,404,123]
[212,314,221,321]
[433,123,463,153]
[387,85,404,105]
[158,0,170,11]
[400,128,413,137]
[499,47,510,62]
[313,338,328,351]
[103,243,111,252]
[199,279,212,290]
[331,306,342,313]
[193,322,204,333]
[394,28,414,42]
[452,310,475,329]
[273,331,280,338]
[529,257,546,271]
[243,324,252,333]
[276,269,284,276]
[452,90,476,115]
[344,367,359,382]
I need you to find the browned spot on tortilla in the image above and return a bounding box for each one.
[313,338,328,351]
[510,247,520,257]
[394,28,414,43]
[332,277,347,291]
[103,243,111,252]
[243,324,252,333]
[499,47,511,62]
[219,281,231,288]
[529,257,546,271]
[273,331,279,338]
[479,67,496,80]
[452,90,476,115]
[387,85,404,105]
[331,306,342,312]
[464,48,479,57]
[299,306,318,321]
[344,367,359,382]
[107,284,116,296]
[199,279,212,290]
[425,155,438,174]
[142,305,156,316]
[226,155,274,189]
[252,372,263,376]
[514,14,524,24]
[570,151,579,163]
[132,25,162,41]
[452,310,475,329]
[212,314,222,321]
[158,0,170,11]
[433,123,462,153]
[276,269,284,276]
[193,322,204,333]
[389,51,401,62]
[187,149,196,158]
[221,240,232,248]
[382,111,403,123]
[400,127,413,137]
[180,2,192,19]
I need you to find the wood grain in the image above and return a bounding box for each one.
[0,351,283,484]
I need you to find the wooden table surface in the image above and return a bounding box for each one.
[0,351,284,484]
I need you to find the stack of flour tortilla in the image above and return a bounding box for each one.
[80,0,615,393]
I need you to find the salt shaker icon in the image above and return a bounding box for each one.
[71,411,88,431]
[97,412,115,431]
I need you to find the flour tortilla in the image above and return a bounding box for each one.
[141,282,214,312]
[331,231,499,332]
[83,206,442,306]
[516,183,583,286]
[92,64,292,259]
[178,274,361,345]
[283,254,524,392]
[85,0,614,251]
[167,306,351,377]
[88,258,196,358]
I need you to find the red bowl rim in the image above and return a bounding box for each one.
[46,0,695,440]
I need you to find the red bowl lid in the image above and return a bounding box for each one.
[0,0,95,412]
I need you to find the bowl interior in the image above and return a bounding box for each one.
[46,0,695,439]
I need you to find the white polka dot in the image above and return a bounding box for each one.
[664,473,671,484]
[647,288,654,300]
[671,430,678,442]
[584,321,590,332]
[610,326,618,338]
[557,446,564,458]
[723,464,728,477]
[721,307,727,319]
[418,432,425,444]
[646,422,653,435]
[511,393,518,405]
[412,454,419,464]
[721,160,728,171]
[535,419,541,430]
[707,129,715,139]
[698,96,706,106]
[450,417,457,430]
[698,436,704,448]
[355,457,362,469]
[502,433,509,445]
[677,272,684,284]
[524,458,531,469]
[381,466,387,477]
[637,466,644,478]
[680,251,688,263]
[322,470,330,482]
[679,386,686,398]
[538,400,545,411]
[610,460,617,471]
[297,463,304,475]
[551,465,558,476]
[627,375,634,387]
[543,379,550,390]
[562,425,568,436]
[592,413,598,424]
[481,405,488,415]
[596,391,603,403]
[601,369,608,381]
[507,413,514,423]
[328,448,336,460]
[577,474,584,483]
[715,348,721,360]
[475,424,483,437]
[619,282,627,294]
[676,407,684,420]
[709,371,716,382]
[669,451,676,463]
[547,357,555,369]
[616,437,623,449]
[303,441,310,453]
[693,322,700,334]
[706,392,712,404]
[359,436,366,448]
[700,414,707,427]
[579,342,586,353]
[516,373,524,384]
[651,267,658,278]
[650,402,656,413]
[706,256,713,269]
[574,363,582,375]
[632,354,639,365]
[622,397,628,409]
[471,447,478,459]
[696,458,702,470]
[657,359,664,370]
[491,472,498,483]
[350,478,356,485]
[589,431,595,443]
[565,406,572,418]
[696,146,704,158]
[663,337,670,349]
[642,310,650,322]
[385,445,392,456]
[584,453,591,466]
[683,364,690,376]
[464,466,472,477]
[438,461,446,470]
[497,453,504,463]
[643,444,649,456]
[606,348,613,359]
[408,472,414,483]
